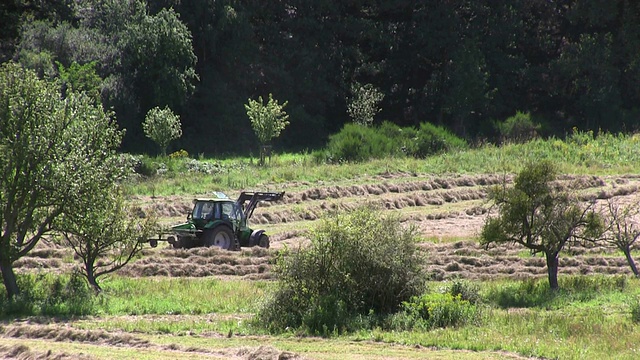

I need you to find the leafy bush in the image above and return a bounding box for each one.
[447,278,481,305]
[143,106,182,155]
[378,121,419,155]
[494,111,540,144]
[324,121,466,162]
[485,278,554,308]
[392,292,479,330]
[0,272,95,317]
[412,122,468,157]
[257,206,425,335]
[326,123,397,162]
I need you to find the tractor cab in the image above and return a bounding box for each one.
[190,196,246,231]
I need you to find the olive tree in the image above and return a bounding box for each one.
[56,187,157,292]
[142,106,182,156]
[244,93,289,165]
[480,161,601,290]
[0,62,123,300]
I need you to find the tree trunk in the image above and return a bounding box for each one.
[545,251,560,290]
[0,260,20,300]
[85,263,102,294]
[623,246,639,277]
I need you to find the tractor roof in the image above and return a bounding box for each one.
[193,192,231,203]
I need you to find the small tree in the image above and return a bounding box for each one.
[347,82,384,126]
[480,161,602,290]
[601,200,640,277]
[244,93,289,165]
[142,106,182,156]
[56,186,157,292]
[0,62,124,300]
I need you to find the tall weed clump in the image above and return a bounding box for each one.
[257,206,425,335]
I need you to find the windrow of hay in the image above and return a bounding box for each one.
[236,345,303,360]
[423,241,638,281]
[117,247,274,278]
[2,324,150,348]
[0,344,92,360]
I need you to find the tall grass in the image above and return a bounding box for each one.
[0,274,269,318]
[98,277,269,315]
[124,130,640,196]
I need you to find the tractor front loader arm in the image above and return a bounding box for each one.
[237,191,285,219]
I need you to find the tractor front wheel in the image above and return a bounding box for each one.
[204,226,235,250]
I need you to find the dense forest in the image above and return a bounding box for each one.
[1,0,639,155]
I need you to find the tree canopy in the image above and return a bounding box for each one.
[0,61,124,299]
[2,0,640,155]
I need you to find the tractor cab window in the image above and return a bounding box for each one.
[221,202,236,221]
[193,201,215,220]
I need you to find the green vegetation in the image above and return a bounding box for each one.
[0,62,124,300]
[5,1,640,154]
[55,189,157,292]
[245,93,290,165]
[123,130,640,196]
[480,160,602,289]
[143,106,183,156]
[3,273,639,359]
[257,206,424,335]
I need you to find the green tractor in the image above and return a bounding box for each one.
[149,191,284,250]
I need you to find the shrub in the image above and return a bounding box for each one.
[412,122,468,158]
[326,123,396,162]
[485,278,554,308]
[494,111,540,144]
[378,121,419,156]
[447,278,481,305]
[257,206,425,335]
[393,292,480,330]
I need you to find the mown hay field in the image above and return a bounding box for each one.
[4,170,640,359]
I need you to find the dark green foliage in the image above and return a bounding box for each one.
[0,272,95,317]
[448,279,481,305]
[6,1,640,154]
[412,122,468,158]
[325,121,467,163]
[495,112,541,144]
[326,123,397,162]
[486,278,554,308]
[257,206,424,335]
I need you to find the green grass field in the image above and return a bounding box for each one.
[3,130,640,359]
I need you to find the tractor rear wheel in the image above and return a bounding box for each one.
[258,234,270,249]
[204,226,235,250]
